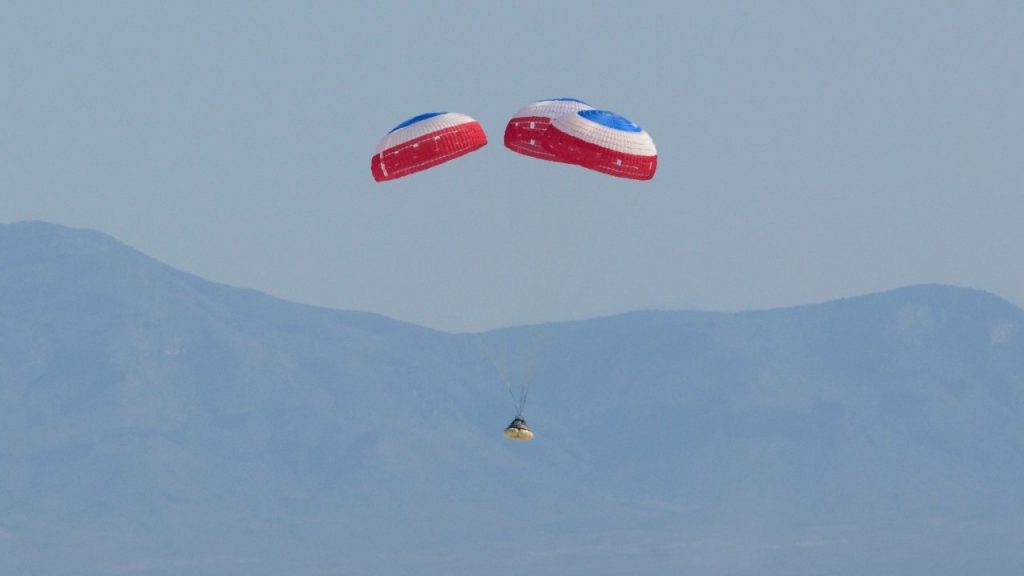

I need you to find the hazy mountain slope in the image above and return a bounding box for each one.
[1,221,1023,575]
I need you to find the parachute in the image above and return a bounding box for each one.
[544,109,657,180]
[371,112,487,182]
[504,98,594,163]
[503,100,657,180]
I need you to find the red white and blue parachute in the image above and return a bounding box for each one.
[504,98,594,163]
[502,99,657,180]
[371,112,487,182]
[544,109,657,180]
[371,103,656,182]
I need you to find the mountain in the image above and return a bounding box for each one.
[2,221,1023,576]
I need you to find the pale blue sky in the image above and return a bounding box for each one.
[3,1,1022,331]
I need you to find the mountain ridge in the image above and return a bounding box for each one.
[6,220,1021,335]
[1,221,1023,576]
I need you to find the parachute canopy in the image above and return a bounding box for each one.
[544,109,657,180]
[503,416,534,441]
[504,98,593,163]
[371,112,487,182]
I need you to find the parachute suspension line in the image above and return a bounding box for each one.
[496,358,523,416]
[479,329,552,418]
[516,386,529,418]
[478,339,523,415]
[506,377,524,416]
[514,329,548,417]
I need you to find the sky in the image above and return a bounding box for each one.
[2,1,1022,332]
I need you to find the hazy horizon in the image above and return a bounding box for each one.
[4,219,1019,334]
[4,2,1022,332]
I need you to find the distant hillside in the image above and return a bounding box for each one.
[2,221,1023,576]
